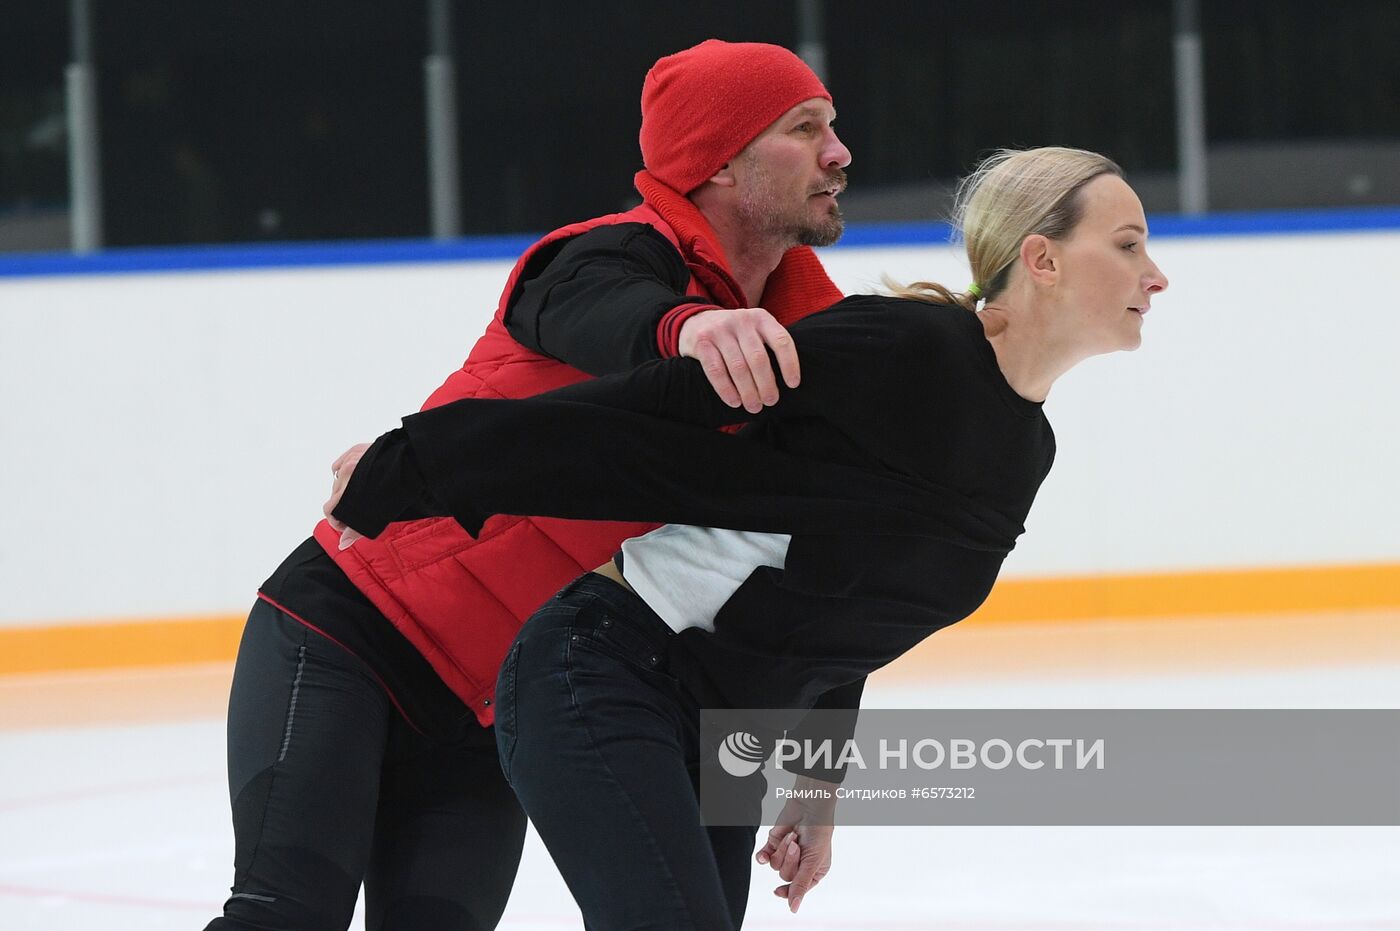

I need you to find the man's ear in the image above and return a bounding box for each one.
[1020,234,1058,286]
[706,161,738,188]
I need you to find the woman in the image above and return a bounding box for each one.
[330,146,1169,929]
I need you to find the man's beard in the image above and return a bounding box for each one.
[796,203,844,247]
[738,161,847,249]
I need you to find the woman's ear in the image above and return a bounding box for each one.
[1020,234,1058,286]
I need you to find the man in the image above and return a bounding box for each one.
[209,39,851,931]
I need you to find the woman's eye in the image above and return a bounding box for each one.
[1122,242,1138,252]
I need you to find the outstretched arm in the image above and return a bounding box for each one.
[330,313,945,543]
[329,387,934,544]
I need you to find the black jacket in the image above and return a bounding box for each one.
[336,296,1055,730]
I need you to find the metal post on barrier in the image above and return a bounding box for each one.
[1173,0,1208,215]
[66,0,104,253]
[425,0,462,240]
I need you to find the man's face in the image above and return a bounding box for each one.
[732,98,851,248]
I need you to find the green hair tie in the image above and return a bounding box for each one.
[966,282,983,299]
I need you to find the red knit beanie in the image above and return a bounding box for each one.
[639,39,831,194]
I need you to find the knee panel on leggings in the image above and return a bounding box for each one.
[211,767,362,931]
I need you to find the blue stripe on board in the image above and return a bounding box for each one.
[3,206,1398,279]
[0,235,540,279]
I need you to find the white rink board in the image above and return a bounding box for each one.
[2,229,1398,625]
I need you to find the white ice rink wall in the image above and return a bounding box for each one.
[1,214,1398,629]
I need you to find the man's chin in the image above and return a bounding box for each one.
[797,215,845,248]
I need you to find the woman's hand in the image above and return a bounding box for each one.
[323,443,371,549]
[755,775,838,913]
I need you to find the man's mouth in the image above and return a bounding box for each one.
[810,173,847,200]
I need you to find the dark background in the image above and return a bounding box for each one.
[3,0,1398,249]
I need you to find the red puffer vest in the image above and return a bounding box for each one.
[311,171,843,725]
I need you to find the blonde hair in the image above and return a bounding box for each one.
[888,146,1124,311]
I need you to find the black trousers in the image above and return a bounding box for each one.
[495,574,764,931]
[205,599,526,931]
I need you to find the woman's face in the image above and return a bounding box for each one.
[1053,174,1169,353]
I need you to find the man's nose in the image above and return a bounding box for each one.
[823,128,852,170]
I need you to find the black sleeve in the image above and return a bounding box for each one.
[332,316,946,541]
[502,223,713,375]
[784,677,867,783]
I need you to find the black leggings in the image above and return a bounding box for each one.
[205,599,526,931]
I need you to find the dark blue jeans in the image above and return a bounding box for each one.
[495,574,763,931]
[206,599,525,931]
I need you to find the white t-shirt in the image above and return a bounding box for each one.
[619,525,790,633]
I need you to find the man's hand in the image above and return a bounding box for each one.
[677,307,800,413]
[323,443,371,550]
[755,775,838,913]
